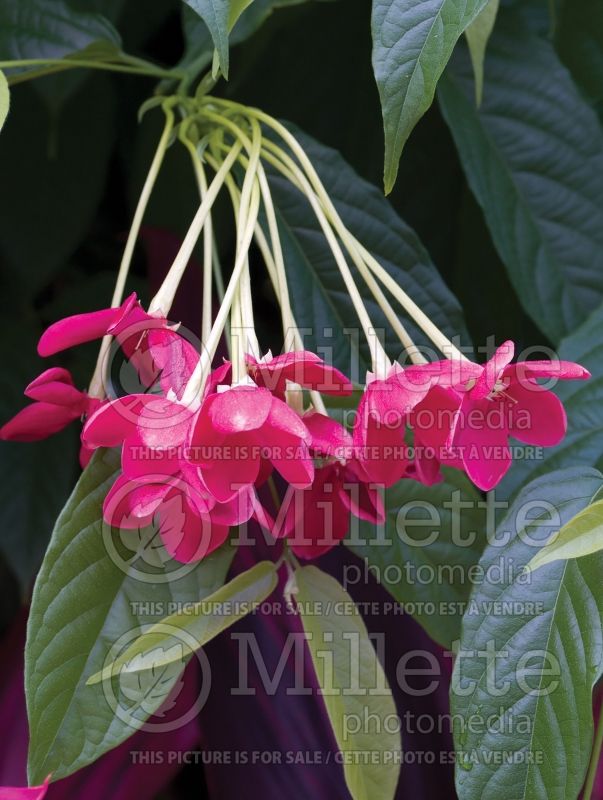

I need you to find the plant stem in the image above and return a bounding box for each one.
[180,123,262,404]
[259,139,426,365]
[148,139,242,315]
[178,124,214,346]
[209,97,468,362]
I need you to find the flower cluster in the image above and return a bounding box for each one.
[1,291,589,563]
[0,100,590,566]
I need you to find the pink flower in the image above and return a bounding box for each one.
[407,341,590,491]
[189,383,314,503]
[352,366,434,487]
[83,393,251,561]
[0,368,100,465]
[37,292,200,400]
[276,412,384,559]
[246,351,353,397]
[0,776,49,799]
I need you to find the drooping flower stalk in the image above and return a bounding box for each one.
[148,138,243,316]
[208,97,468,363]
[256,136,426,365]
[180,120,263,403]
[178,119,215,346]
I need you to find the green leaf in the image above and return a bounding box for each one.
[556,0,603,102]
[497,302,603,501]
[452,467,603,799]
[0,70,9,132]
[88,561,277,684]
[0,0,120,71]
[179,0,308,79]
[296,566,401,800]
[372,0,490,193]
[438,9,603,342]
[26,449,235,783]
[346,470,486,647]
[265,125,470,379]
[182,0,231,78]
[527,498,603,573]
[465,0,499,106]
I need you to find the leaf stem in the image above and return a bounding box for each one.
[1,58,181,85]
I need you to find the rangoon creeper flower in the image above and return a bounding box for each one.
[276,412,384,559]
[189,380,314,503]
[355,341,590,492]
[82,390,259,562]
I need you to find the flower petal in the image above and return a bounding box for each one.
[248,351,353,395]
[472,340,515,399]
[103,474,169,529]
[24,368,85,407]
[453,400,512,491]
[157,489,230,562]
[37,294,138,357]
[200,435,262,502]
[303,411,352,459]
[285,467,349,559]
[0,402,78,441]
[506,382,567,446]
[207,386,272,433]
[504,360,591,384]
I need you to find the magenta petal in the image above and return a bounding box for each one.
[253,351,353,395]
[340,475,385,525]
[208,485,255,526]
[207,387,272,433]
[0,402,78,441]
[0,777,49,800]
[106,294,148,339]
[145,328,200,398]
[266,396,312,444]
[103,474,168,529]
[472,341,515,398]
[201,440,262,502]
[262,403,314,486]
[203,361,232,398]
[157,490,230,562]
[402,359,481,392]
[352,384,409,487]
[37,307,121,357]
[121,438,181,481]
[454,404,512,491]
[82,395,163,448]
[506,383,567,446]
[25,370,85,408]
[25,367,73,390]
[504,360,591,383]
[288,469,349,559]
[303,411,352,458]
